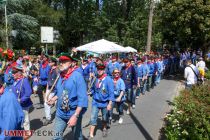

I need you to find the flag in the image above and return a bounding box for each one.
[99,0,103,11]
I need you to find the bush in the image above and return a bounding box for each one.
[205,70,210,80]
[205,61,210,79]
[164,82,210,140]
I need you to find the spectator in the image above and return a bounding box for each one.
[184,59,199,89]
[196,57,206,82]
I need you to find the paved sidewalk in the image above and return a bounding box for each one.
[30,78,180,140]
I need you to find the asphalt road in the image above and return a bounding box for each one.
[30,77,180,140]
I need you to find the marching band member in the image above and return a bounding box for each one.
[110,68,126,124]
[37,54,50,109]
[0,78,24,140]
[11,63,33,131]
[106,56,121,77]
[121,58,137,114]
[88,64,115,138]
[47,53,88,140]
[43,56,59,126]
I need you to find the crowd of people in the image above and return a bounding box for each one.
[0,48,208,140]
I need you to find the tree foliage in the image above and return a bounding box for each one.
[157,0,210,50]
[1,0,208,52]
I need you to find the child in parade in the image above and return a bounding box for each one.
[88,64,115,138]
[110,68,126,124]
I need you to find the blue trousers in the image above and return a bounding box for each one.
[89,106,108,126]
[53,115,83,140]
[126,88,136,105]
[109,101,124,119]
[136,79,146,96]
[155,73,161,85]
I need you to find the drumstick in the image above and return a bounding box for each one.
[46,75,60,101]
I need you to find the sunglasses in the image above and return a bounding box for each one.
[113,72,120,74]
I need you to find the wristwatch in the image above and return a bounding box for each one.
[73,113,79,118]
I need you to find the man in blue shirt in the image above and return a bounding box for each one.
[147,57,154,91]
[121,58,137,113]
[155,57,162,85]
[37,54,51,109]
[43,56,59,126]
[136,58,144,97]
[12,63,33,131]
[47,53,88,140]
[77,59,90,86]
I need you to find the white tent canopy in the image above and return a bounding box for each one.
[124,46,137,52]
[76,39,126,54]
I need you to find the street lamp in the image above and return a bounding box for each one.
[0,0,8,49]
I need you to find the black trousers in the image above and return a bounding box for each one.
[37,85,47,104]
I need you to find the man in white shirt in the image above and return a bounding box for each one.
[184,59,199,89]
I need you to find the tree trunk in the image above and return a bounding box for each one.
[146,0,154,52]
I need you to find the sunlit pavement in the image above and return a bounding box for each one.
[30,78,180,140]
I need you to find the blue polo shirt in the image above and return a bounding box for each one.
[91,76,115,108]
[55,71,88,120]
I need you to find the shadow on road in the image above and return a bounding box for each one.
[130,112,153,140]
[166,100,175,106]
[64,132,88,140]
[30,119,43,130]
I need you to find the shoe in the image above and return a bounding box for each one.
[43,119,52,126]
[126,110,130,115]
[36,104,44,109]
[88,135,94,140]
[118,117,123,124]
[102,129,108,137]
[132,105,136,109]
[136,96,139,99]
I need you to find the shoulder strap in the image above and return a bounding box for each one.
[18,79,24,101]
[187,65,198,79]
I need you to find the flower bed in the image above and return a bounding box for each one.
[163,82,210,139]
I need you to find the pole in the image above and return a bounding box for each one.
[5,3,8,48]
[146,0,155,53]
[53,45,56,56]
[45,44,48,54]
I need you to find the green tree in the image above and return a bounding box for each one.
[157,0,210,50]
